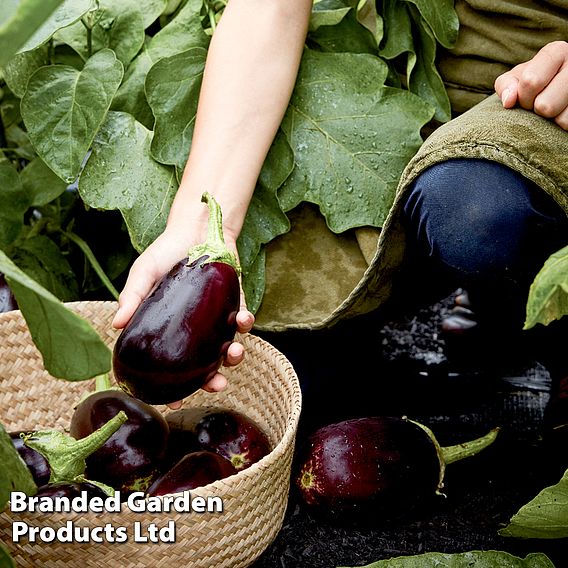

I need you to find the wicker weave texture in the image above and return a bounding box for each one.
[0,302,302,568]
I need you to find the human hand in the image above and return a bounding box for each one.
[494,41,568,130]
[112,224,255,406]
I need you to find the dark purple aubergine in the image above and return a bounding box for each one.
[165,407,271,470]
[0,273,17,312]
[113,193,241,405]
[296,417,499,521]
[70,389,169,493]
[11,432,50,486]
[147,451,237,496]
[36,482,109,500]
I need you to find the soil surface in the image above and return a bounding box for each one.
[251,292,567,568]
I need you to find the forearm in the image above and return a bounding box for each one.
[167,0,311,242]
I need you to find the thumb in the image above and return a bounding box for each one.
[494,70,521,109]
[112,260,158,329]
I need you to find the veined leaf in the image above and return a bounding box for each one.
[500,469,568,539]
[403,0,459,49]
[340,551,556,568]
[310,0,351,32]
[279,50,434,232]
[0,423,37,512]
[525,245,568,329]
[0,164,30,248]
[352,0,383,45]
[146,47,206,169]
[0,250,111,380]
[17,0,93,53]
[0,541,15,568]
[78,111,178,252]
[2,45,49,98]
[56,0,145,66]
[21,48,123,183]
[20,157,67,206]
[0,0,63,67]
[112,0,209,128]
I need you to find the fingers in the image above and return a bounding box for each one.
[112,259,159,329]
[236,309,255,333]
[202,373,228,393]
[495,41,568,129]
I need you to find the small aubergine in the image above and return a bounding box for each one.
[113,193,241,404]
[0,273,17,312]
[296,416,499,521]
[10,432,51,486]
[69,383,169,493]
[147,451,237,496]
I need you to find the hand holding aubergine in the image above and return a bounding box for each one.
[112,195,254,407]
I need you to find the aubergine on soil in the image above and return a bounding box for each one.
[113,193,241,405]
[147,451,237,496]
[11,432,51,487]
[166,407,271,470]
[296,416,499,520]
[70,383,169,494]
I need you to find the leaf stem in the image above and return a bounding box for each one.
[81,18,93,58]
[62,230,120,299]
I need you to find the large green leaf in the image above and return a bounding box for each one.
[340,551,555,568]
[237,130,294,312]
[0,164,30,248]
[0,250,111,380]
[310,0,352,31]
[10,235,79,301]
[525,245,568,329]
[146,47,206,169]
[0,423,37,512]
[2,45,49,98]
[278,50,434,232]
[20,157,67,206]
[17,0,93,53]
[78,111,178,252]
[21,48,123,183]
[500,469,568,539]
[112,0,209,128]
[56,0,145,66]
[0,0,63,67]
[403,0,459,49]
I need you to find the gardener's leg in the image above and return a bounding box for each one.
[400,158,568,375]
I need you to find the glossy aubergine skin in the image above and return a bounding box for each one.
[147,451,237,496]
[113,255,240,404]
[296,417,440,520]
[69,390,169,493]
[11,432,51,486]
[0,273,17,312]
[36,482,109,500]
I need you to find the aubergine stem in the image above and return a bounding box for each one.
[23,411,128,485]
[409,419,500,496]
[95,373,113,392]
[186,192,241,275]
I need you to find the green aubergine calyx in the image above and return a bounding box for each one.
[113,193,241,405]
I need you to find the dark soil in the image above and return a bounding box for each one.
[251,292,567,568]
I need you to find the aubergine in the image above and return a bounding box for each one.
[11,432,51,486]
[35,482,109,500]
[0,273,17,312]
[113,193,241,405]
[166,407,271,470]
[296,416,499,520]
[70,383,169,493]
[147,450,237,496]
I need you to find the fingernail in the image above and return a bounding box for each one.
[501,88,510,106]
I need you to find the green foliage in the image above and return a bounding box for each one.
[525,245,568,329]
[0,0,459,366]
[341,551,555,568]
[500,469,568,539]
[0,423,37,512]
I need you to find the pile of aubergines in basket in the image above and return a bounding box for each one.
[11,388,272,501]
[10,193,272,501]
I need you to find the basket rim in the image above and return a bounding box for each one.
[0,300,303,499]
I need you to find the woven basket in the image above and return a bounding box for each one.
[0,301,302,568]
